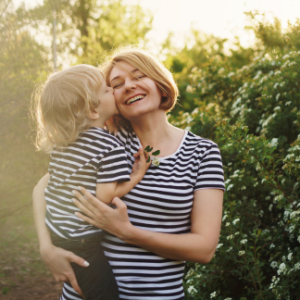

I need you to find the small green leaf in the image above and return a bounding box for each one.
[152,150,160,156]
[144,145,150,152]
[146,156,151,163]
[148,147,153,152]
[2,287,9,295]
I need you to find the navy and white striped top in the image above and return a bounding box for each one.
[60,128,225,300]
[45,127,130,240]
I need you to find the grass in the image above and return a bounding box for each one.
[0,200,63,299]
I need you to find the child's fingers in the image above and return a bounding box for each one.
[133,148,150,166]
[111,197,127,210]
[133,151,140,158]
[139,148,151,165]
[138,148,146,162]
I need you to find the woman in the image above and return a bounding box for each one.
[33,48,225,300]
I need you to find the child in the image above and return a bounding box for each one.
[34,64,150,300]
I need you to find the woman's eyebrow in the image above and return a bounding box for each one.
[111,68,140,84]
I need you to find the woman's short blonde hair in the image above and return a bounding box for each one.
[34,64,104,152]
[100,47,179,131]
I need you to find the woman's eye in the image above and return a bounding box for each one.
[113,83,123,89]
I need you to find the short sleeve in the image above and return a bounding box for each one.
[194,143,225,191]
[48,151,56,176]
[97,145,131,183]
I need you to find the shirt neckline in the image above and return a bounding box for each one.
[89,127,108,133]
[136,130,188,160]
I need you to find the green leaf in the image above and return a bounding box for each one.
[2,287,9,295]
[145,146,153,152]
[152,150,160,156]
[146,156,151,163]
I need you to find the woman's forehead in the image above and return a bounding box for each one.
[110,62,139,82]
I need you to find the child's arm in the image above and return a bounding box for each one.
[96,148,150,204]
[33,173,52,249]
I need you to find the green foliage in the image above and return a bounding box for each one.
[144,146,160,164]
[166,13,300,117]
[0,0,152,228]
[162,30,230,115]
[152,150,160,156]
[79,0,153,65]
[2,287,9,295]
[0,1,50,226]
[177,45,300,300]
[144,145,153,152]
[28,0,153,66]
[245,12,300,52]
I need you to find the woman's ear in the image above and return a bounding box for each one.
[161,91,167,103]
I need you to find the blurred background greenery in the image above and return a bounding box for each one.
[1,0,300,298]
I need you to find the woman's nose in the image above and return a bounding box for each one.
[124,79,136,92]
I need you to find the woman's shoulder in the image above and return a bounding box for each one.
[185,131,220,151]
[110,127,136,145]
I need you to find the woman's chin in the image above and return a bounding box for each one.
[121,103,160,119]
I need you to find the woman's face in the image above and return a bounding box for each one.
[109,61,163,121]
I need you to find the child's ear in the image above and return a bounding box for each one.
[88,107,100,120]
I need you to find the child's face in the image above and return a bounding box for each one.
[96,80,118,122]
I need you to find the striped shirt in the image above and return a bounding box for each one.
[45,127,130,240]
[60,128,225,300]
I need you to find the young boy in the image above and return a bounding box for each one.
[34,65,150,300]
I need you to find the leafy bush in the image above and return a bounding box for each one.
[175,50,300,299]
[0,4,50,228]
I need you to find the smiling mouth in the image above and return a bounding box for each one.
[126,95,145,105]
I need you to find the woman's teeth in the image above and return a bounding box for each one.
[126,95,145,104]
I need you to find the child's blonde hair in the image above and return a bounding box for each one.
[100,47,179,131]
[34,64,104,152]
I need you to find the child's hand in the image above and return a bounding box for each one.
[132,147,151,176]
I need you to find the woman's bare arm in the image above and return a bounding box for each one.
[73,187,223,263]
[124,189,223,263]
[32,174,87,296]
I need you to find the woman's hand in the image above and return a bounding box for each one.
[72,187,223,264]
[72,188,134,241]
[40,243,87,297]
